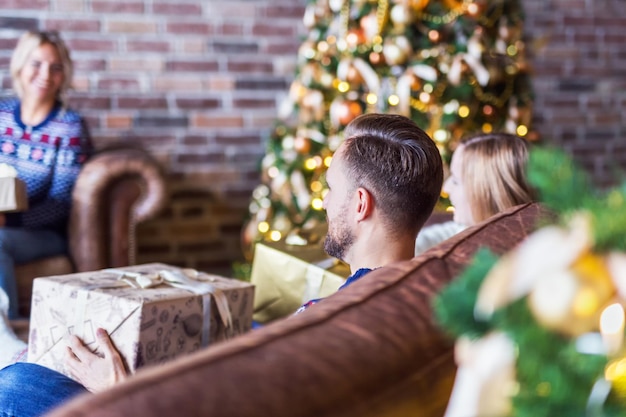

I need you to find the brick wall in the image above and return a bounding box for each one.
[523,0,626,185]
[1,0,624,274]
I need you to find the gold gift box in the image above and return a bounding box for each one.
[27,263,255,379]
[250,241,350,323]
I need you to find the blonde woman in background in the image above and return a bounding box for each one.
[415,132,534,255]
[0,31,92,319]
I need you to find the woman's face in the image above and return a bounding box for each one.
[443,145,474,226]
[18,42,64,105]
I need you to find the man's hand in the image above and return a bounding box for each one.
[65,328,128,393]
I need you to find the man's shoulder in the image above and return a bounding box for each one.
[340,268,373,289]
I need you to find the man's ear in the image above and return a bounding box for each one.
[354,187,374,221]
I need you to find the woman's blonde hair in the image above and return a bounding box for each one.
[10,30,73,104]
[460,133,534,223]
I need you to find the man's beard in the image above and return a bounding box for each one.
[324,217,354,262]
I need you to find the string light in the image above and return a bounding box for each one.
[433,129,449,143]
[304,158,317,170]
[252,185,269,199]
[388,94,400,106]
[258,222,270,233]
[311,198,324,210]
[268,167,279,178]
[311,181,323,192]
[366,93,378,105]
[507,45,518,56]
[605,358,626,381]
[346,31,358,44]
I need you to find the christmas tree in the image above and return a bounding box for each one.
[244,0,534,253]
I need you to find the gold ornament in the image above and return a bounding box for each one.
[346,65,364,85]
[383,36,411,66]
[466,1,482,17]
[369,51,384,65]
[390,4,413,26]
[409,72,422,90]
[330,99,363,126]
[346,28,366,50]
[294,136,312,154]
[528,253,616,337]
[360,12,379,42]
[383,43,406,65]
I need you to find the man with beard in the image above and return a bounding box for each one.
[295,112,443,313]
[0,113,443,414]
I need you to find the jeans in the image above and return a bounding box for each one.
[0,227,67,319]
[0,363,88,417]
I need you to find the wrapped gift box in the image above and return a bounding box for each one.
[27,263,254,379]
[250,241,350,323]
[0,176,28,212]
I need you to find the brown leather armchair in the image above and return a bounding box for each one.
[14,147,168,318]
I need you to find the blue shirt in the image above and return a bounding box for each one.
[294,267,373,314]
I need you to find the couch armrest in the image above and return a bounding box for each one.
[69,147,167,272]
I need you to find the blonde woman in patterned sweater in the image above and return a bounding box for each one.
[0,30,91,319]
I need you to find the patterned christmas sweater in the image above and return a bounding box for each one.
[0,98,92,234]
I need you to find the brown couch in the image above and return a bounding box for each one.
[48,202,547,417]
[14,147,167,318]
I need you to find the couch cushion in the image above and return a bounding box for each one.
[49,202,548,417]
